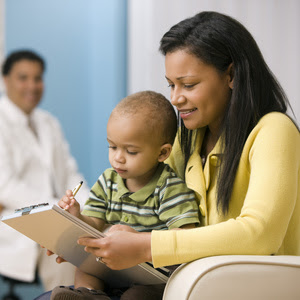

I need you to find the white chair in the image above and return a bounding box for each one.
[163,255,300,300]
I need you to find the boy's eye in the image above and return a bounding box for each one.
[108,146,116,150]
[127,150,138,155]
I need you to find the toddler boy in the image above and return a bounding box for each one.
[51,91,200,300]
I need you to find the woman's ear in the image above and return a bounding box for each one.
[227,63,234,89]
[158,143,172,162]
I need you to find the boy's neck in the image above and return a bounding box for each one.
[125,163,161,193]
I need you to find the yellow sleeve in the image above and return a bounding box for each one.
[152,113,300,267]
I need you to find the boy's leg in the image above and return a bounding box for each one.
[120,265,178,300]
[51,287,111,300]
[120,284,165,300]
[50,268,109,300]
[74,268,105,290]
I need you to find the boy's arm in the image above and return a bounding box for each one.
[59,189,106,232]
[159,179,200,229]
[171,223,196,230]
[156,165,200,230]
[180,223,196,229]
[82,215,106,232]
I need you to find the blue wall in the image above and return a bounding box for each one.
[4,0,127,187]
[1,0,127,297]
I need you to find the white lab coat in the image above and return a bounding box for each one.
[0,95,90,282]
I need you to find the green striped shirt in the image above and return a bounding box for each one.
[82,163,200,231]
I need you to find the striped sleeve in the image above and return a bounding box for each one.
[158,166,200,229]
[81,172,108,220]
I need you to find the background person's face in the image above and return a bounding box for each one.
[4,59,44,114]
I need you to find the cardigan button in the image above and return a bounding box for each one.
[210,155,220,167]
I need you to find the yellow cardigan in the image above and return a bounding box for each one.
[151,112,300,267]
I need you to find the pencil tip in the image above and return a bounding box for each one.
[80,181,83,184]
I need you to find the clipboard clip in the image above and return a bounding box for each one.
[15,203,49,215]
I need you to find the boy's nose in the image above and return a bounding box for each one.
[114,151,125,164]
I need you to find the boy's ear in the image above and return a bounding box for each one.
[158,143,172,162]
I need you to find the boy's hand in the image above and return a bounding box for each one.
[58,189,81,218]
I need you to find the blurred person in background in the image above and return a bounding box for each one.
[0,49,90,291]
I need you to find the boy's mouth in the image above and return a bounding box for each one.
[114,167,127,174]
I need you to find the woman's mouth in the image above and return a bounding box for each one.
[179,108,197,119]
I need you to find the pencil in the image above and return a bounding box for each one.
[72,181,83,197]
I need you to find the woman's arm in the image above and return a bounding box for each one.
[77,221,196,269]
[152,113,300,267]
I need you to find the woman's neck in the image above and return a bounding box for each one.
[200,128,219,158]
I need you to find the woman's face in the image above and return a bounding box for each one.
[165,50,232,134]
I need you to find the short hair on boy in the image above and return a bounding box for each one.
[113,91,178,145]
[2,49,45,76]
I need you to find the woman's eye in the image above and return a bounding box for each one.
[108,146,116,150]
[167,83,175,89]
[184,84,195,89]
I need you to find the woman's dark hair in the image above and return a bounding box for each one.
[159,11,293,214]
[2,49,45,76]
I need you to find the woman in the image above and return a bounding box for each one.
[36,11,300,300]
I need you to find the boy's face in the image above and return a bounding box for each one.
[107,113,163,186]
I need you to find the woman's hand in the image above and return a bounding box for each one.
[108,224,138,233]
[78,231,152,270]
[42,247,67,263]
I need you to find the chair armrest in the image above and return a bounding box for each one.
[163,255,300,300]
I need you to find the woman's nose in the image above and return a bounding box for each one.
[171,88,186,107]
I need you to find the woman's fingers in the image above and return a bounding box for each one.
[108,224,138,233]
[55,256,67,264]
[44,248,66,263]
[46,249,53,256]
[78,232,151,270]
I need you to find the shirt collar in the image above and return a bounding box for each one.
[0,95,35,126]
[115,163,165,202]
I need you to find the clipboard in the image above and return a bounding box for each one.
[1,203,169,288]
